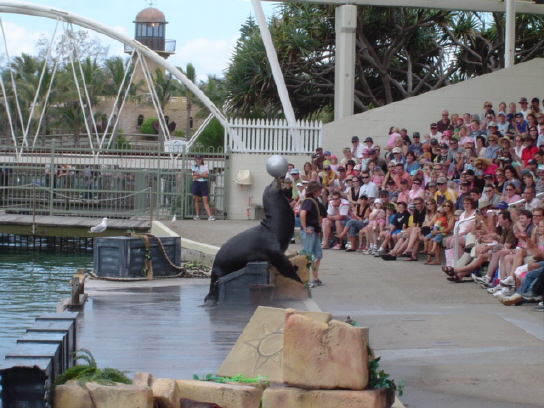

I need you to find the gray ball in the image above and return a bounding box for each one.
[266,155,289,178]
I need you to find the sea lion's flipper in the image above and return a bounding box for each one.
[269,251,303,283]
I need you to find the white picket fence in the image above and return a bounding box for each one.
[225,118,322,154]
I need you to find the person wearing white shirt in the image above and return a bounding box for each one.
[350,136,365,162]
[322,191,352,249]
[358,170,379,202]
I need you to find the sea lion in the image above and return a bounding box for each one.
[203,177,302,306]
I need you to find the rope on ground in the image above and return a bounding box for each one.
[88,232,211,281]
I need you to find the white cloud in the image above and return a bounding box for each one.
[173,37,237,80]
[0,22,46,60]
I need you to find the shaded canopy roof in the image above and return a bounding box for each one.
[134,7,168,24]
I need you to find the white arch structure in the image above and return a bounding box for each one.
[0,0,235,151]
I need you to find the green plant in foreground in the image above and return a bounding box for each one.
[53,349,132,388]
[367,344,405,396]
[193,373,270,386]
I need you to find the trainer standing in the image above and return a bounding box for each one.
[191,154,215,221]
[299,181,325,287]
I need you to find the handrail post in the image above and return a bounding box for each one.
[49,141,55,216]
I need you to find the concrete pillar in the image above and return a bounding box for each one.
[504,0,516,68]
[334,5,357,121]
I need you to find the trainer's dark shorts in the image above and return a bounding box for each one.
[191,180,209,197]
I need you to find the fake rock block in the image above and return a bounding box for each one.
[262,386,391,408]
[54,381,94,408]
[133,371,153,387]
[216,307,331,383]
[86,382,153,408]
[269,254,310,300]
[283,314,369,390]
[152,378,181,408]
[176,380,261,408]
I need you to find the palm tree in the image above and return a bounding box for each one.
[178,63,199,138]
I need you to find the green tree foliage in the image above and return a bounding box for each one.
[195,117,224,150]
[140,117,158,135]
[224,5,544,119]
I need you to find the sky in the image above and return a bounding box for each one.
[0,0,281,81]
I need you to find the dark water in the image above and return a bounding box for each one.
[0,252,93,359]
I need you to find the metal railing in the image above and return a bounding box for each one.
[452,192,544,267]
[0,145,228,220]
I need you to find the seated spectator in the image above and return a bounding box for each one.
[408,178,425,203]
[359,170,379,202]
[474,158,498,179]
[455,181,471,210]
[445,196,477,261]
[384,128,402,153]
[389,146,406,166]
[302,162,319,183]
[340,147,355,167]
[521,135,538,168]
[469,119,486,140]
[434,144,450,165]
[350,136,365,162]
[321,191,352,249]
[482,183,502,208]
[369,161,385,186]
[393,163,412,188]
[375,201,410,257]
[407,132,423,157]
[425,123,442,142]
[514,113,528,136]
[336,194,371,252]
[503,164,522,192]
[312,147,325,170]
[381,197,427,261]
[445,210,517,283]
[501,183,521,204]
[368,147,387,173]
[437,110,453,133]
[329,155,340,172]
[434,177,458,206]
[363,137,375,150]
[522,185,541,210]
[483,134,501,161]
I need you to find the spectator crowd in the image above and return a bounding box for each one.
[282,97,544,310]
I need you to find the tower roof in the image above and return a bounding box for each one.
[134,7,168,24]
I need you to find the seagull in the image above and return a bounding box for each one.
[88,217,108,234]
[172,214,176,222]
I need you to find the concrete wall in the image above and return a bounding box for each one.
[323,58,544,148]
[228,153,314,220]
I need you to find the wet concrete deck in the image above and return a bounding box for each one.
[78,279,306,379]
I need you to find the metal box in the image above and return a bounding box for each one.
[27,319,76,369]
[5,342,62,384]
[93,236,181,278]
[0,357,54,408]
[217,262,269,304]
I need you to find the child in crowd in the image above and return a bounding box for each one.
[371,166,385,187]
[368,198,386,233]
[329,155,340,172]
[423,206,448,263]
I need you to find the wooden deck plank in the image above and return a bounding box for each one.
[0,214,150,237]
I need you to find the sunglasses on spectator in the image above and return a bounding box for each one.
[437,182,445,185]
[413,182,420,185]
